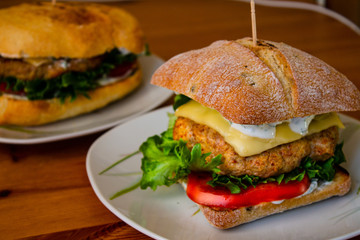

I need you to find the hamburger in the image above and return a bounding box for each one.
[0,2,145,126]
[137,38,360,229]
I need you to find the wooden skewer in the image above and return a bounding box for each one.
[251,0,257,46]
[52,0,56,5]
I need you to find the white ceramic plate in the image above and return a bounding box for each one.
[87,106,360,240]
[0,55,173,144]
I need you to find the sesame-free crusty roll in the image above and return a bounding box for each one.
[152,38,360,125]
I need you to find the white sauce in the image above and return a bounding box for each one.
[231,122,278,139]
[118,47,131,54]
[271,178,319,205]
[271,200,285,204]
[289,115,315,136]
[314,180,332,191]
[58,60,68,69]
[98,69,133,86]
[296,178,318,198]
[231,115,315,139]
[3,93,28,100]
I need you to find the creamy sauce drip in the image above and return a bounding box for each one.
[289,115,315,136]
[271,178,318,204]
[98,69,133,86]
[231,115,315,139]
[231,122,278,139]
[3,93,28,100]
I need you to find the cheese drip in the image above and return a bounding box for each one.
[175,101,344,157]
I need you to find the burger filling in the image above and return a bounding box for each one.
[174,117,338,178]
[139,95,347,208]
[0,48,138,102]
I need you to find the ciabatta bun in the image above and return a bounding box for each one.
[0,2,144,58]
[185,167,351,229]
[0,69,142,126]
[151,38,360,125]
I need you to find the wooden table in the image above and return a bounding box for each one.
[0,0,360,239]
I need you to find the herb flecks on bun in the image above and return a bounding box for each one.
[139,38,360,229]
[0,2,145,126]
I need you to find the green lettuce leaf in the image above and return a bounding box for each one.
[173,94,191,110]
[139,114,223,190]
[189,144,222,173]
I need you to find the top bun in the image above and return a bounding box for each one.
[151,38,360,125]
[0,2,144,58]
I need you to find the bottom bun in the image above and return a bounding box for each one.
[197,167,351,229]
[0,69,142,126]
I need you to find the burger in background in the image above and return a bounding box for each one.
[0,2,145,126]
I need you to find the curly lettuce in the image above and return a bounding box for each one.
[139,113,222,190]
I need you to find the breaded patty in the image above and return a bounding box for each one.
[0,55,103,80]
[173,117,338,178]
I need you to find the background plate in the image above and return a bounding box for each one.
[87,106,360,240]
[0,55,172,144]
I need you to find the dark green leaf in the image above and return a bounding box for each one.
[333,142,346,165]
[173,94,191,110]
[144,43,151,56]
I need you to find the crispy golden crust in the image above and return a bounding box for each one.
[151,38,360,124]
[0,2,144,58]
[0,69,142,126]
[198,167,351,229]
[173,117,338,178]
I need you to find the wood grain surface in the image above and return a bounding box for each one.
[0,0,359,239]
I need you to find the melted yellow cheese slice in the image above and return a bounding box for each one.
[175,101,344,157]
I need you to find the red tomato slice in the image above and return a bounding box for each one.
[0,82,7,92]
[108,62,134,77]
[0,82,25,95]
[186,172,310,209]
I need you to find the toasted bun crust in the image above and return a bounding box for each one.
[198,167,351,229]
[0,2,144,58]
[0,69,142,126]
[151,38,360,124]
